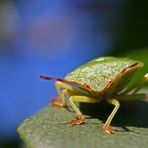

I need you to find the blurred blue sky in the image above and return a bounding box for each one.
[0,0,124,138]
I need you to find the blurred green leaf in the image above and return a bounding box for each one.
[18,88,148,148]
[120,49,148,86]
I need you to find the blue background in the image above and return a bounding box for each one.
[0,1,148,147]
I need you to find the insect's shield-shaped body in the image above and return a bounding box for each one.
[40,56,147,134]
[65,57,143,97]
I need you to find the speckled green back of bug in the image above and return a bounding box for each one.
[65,57,143,92]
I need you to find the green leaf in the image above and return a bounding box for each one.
[124,49,148,82]
[18,88,148,148]
[112,48,148,88]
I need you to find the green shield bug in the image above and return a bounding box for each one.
[40,56,148,134]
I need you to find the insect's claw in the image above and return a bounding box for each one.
[69,119,85,125]
[69,116,85,125]
[51,102,65,108]
[51,97,66,108]
[103,127,114,134]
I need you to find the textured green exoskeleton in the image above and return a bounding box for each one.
[40,57,148,134]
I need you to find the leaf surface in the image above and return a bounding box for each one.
[18,88,148,148]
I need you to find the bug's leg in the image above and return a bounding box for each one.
[69,96,99,125]
[132,73,148,94]
[51,81,83,107]
[122,73,148,94]
[51,90,67,107]
[117,93,148,101]
[103,98,120,134]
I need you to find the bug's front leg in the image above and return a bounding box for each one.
[51,90,67,107]
[69,96,99,125]
[51,81,83,108]
[103,98,120,134]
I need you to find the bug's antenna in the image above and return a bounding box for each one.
[39,75,54,80]
[39,75,93,91]
[39,75,66,82]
